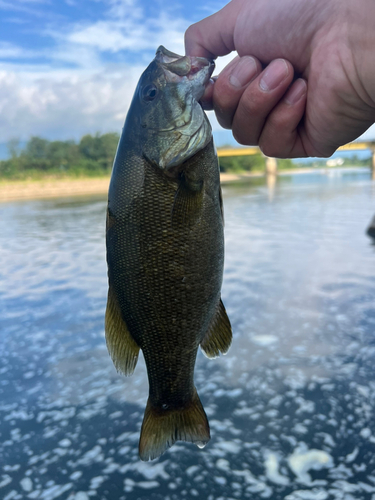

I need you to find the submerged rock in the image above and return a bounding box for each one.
[367,215,375,239]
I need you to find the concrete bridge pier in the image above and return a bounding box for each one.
[372,148,375,180]
[265,156,277,201]
[265,156,278,176]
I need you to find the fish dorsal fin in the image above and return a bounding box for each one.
[200,299,232,358]
[171,173,204,228]
[105,286,140,376]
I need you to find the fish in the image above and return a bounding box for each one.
[105,45,232,461]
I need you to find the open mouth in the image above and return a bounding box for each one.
[155,45,215,83]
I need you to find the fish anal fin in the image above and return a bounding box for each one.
[171,174,203,228]
[200,299,232,358]
[139,389,210,461]
[105,286,140,376]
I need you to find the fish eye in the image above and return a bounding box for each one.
[142,84,158,102]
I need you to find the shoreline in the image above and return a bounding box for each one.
[0,167,369,202]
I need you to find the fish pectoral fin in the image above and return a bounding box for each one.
[200,298,232,358]
[139,389,210,461]
[171,173,203,228]
[105,286,140,376]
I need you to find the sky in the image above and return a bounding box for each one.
[0,0,237,158]
[1,0,374,160]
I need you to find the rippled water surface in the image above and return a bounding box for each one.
[1,169,375,500]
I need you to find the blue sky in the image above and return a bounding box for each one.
[0,0,238,156]
[0,0,374,159]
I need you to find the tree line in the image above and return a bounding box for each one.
[0,133,295,180]
[0,133,120,179]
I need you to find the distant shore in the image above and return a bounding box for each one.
[0,166,368,202]
[0,173,264,202]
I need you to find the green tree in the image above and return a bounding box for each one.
[79,133,119,171]
[7,138,21,159]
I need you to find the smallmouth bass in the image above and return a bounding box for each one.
[105,46,232,461]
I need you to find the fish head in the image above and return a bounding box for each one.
[133,45,215,172]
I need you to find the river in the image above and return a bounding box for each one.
[1,168,375,500]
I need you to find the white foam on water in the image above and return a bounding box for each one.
[284,489,329,500]
[345,447,359,463]
[102,462,119,474]
[214,441,241,454]
[295,396,315,414]
[58,439,71,448]
[28,490,41,499]
[37,408,76,423]
[108,411,123,419]
[214,476,227,485]
[118,445,130,455]
[216,459,230,471]
[124,478,135,492]
[69,472,82,481]
[3,466,20,472]
[251,335,278,346]
[288,445,333,485]
[264,452,289,485]
[89,476,105,490]
[74,493,89,500]
[4,410,34,422]
[76,446,104,466]
[360,428,371,439]
[20,477,33,492]
[136,481,160,489]
[0,476,12,488]
[129,461,170,481]
[293,424,308,435]
[186,465,199,477]
[39,483,73,499]
[4,490,18,500]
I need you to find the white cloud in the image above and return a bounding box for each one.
[0,65,144,140]
[0,3,191,141]
[0,0,50,16]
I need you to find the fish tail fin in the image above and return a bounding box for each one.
[139,389,210,461]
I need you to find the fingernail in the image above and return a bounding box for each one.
[229,56,257,88]
[260,59,289,92]
[284,78,307,105]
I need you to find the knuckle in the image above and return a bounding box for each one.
[184,24,197,41]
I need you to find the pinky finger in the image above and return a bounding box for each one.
[259,78,308,158]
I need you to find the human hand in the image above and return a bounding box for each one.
[185,0,375,158]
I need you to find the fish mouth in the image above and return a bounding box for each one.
[155,45,215,89]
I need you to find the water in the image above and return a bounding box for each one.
[1,168,375,500]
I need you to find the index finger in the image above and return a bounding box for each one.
[184,2,241,58]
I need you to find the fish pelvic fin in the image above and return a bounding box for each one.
[105,286,140,376]
[200,298,232,358]
[139,389,210,461]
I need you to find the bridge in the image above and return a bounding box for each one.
[217,141,375,179]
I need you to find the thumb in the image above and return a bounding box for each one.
[184,2,242,58]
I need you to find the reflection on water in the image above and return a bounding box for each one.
[1,169,375,500]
